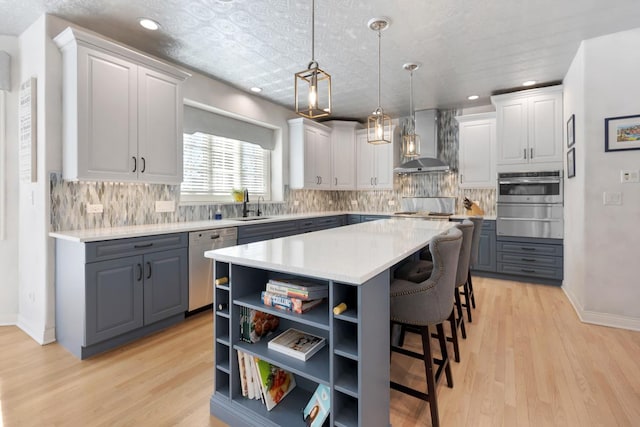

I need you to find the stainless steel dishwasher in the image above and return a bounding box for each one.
[188,227,237,312]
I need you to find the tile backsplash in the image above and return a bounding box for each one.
[50,109,495,231]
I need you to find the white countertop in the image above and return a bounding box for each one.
[205,218,455,285]
[48,212,348,242]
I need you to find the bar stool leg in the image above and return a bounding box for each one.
[454,289,466,339]
[420,325,440,427]
[468,270,476,308]
[436,323,453,388]
[463,281,473,323]
[447,310,460,363]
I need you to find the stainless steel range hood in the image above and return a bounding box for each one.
[394,109,450,174]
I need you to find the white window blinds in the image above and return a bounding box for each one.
[181,132,270,201]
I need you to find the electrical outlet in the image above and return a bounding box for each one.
[388,200,396,206]
[350,200,358,206]
[621,170,639,183]
[603,192,622,205]
[155,200,175,213]
[86,203,103,214]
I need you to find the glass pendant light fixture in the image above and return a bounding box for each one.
[367,17,392,145]
[295,0,331,119]
[402,63,421,158]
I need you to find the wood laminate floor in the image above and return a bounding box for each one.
[1,277,639,426]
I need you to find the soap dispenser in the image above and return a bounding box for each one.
[215,206,222,220]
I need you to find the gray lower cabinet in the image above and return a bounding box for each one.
[56,233,188,359]
[298,215,346,233]
[496,236,563,284]
[472,220,497,272]
[237,220,300,244]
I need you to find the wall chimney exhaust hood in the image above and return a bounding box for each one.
[394,109,450,173]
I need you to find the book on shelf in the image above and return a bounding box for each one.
[268,328,326,361]
[260,291,324,314]
[303,383,331,427]
[250,354,265,404]
[240,307,280,343]
[237,350,249,398]
[253,356,296,411]
[266,278,329,301]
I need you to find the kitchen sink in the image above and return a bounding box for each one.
[231,217,271,222]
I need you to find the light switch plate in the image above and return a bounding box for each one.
[155,200,175,213]
[603,192,622,205]
[388,200,396,206]
[621,170,639,183]
[86,203,103,214]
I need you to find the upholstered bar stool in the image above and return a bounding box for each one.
[390,227,462,427]
[466,216,484,314]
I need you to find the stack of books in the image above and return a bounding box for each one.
[260,278,328,314]
[236,350,296,411]
[268,328,326,361]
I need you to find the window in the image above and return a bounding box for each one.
[181,132,271,202]
[181,104,275,203]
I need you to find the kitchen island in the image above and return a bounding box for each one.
[205,218,455,427]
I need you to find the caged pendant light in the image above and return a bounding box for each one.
[402,63,421,158]
[367,17,392,145]
[295,0,331,119]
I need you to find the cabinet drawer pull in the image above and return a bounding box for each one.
[137,263,143,281]
[134,243,153,249]
[132,156,137,172]
[209,234,220,240]
[521,247,535,251]
[521,258,537,262]
[145,262,152,279]
[141,157,146,173]
[521,269,536,273]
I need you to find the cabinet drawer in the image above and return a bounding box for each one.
[237,220,298,240]
[361,215,389,222]
[497,241,562,257]
[347,214,361,224]
[482,220,496,231]
[497,262,562,280]
[497,252,562,268]
[86,233,188,263]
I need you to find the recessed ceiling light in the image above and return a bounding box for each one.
[522,80,537,87]
[467,95,479,100]
[139,18,160,31]
[250,87,262,93]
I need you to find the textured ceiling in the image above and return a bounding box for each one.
[2,0,640,121]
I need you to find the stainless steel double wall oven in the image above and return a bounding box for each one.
[496,171,563,239]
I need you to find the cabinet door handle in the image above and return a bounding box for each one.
[141,157,146,173]
[145,262,152,279]
[460,174,464,183]
[530,148,533,159]
[374,177,378,185]
[137,263,143,281]
[370,177,374,185]
[523,148,527,159]
[134,242,153,249]
[335,177,337,186]
[132,156,137,173]
[319,176,322,184]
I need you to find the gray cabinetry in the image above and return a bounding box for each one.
[298,215,346,233]
[472,220,497,273]
[56,233,188,359]
[237,220,299,244]
[496,236,563,284]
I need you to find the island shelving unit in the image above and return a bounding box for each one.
[205,219,455,427]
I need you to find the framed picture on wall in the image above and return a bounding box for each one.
[605,114,640,152]
[567,148,576,178]
[567,114,575,148]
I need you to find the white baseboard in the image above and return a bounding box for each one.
[562,286,640,331]
[0,313,18,325]
[16,315,57,345]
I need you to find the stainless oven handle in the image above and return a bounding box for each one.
[498,218,561,222]
[498,179,561,184]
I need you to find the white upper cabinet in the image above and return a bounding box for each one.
[491,85,563,171]
[326,121,361,190]
[356,126,398,190]
[289,118,332,190]
[456,112,496,189]
[54,27,190,184]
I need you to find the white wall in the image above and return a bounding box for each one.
[0,36,20,324]
[563,27,640,330]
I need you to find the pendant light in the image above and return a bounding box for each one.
[295,0,331,119]
[367,17,391,145]
[402,63,421,158]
